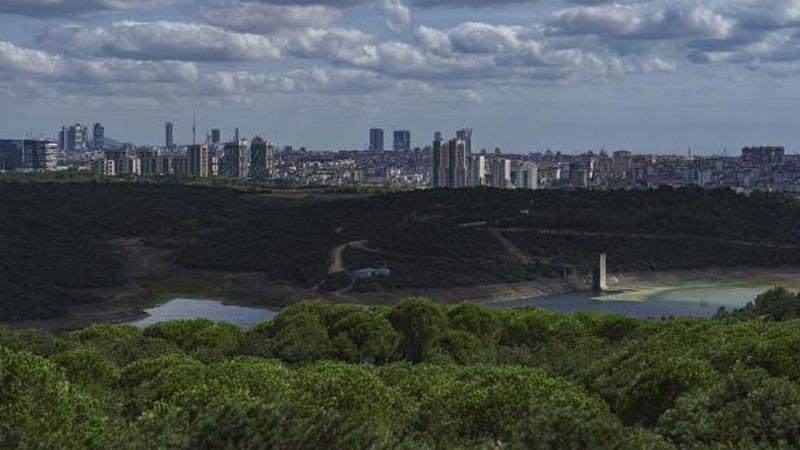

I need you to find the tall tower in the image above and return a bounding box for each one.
[93,123,105,152]
[432,132,448,188]
[456,128,473,155]
[248,137,274,181]
[188,144,209,177]
[593,253,607,292]
[165,122,174,149]
[393,130,411,152]
[223,138,248,179]
[369,128,384,152]
[192,111,197,146]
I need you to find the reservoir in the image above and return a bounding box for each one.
[133,298,276,328]
[492,283,772,319]
[133,283,773,326]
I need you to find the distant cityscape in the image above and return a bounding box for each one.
[0,122,796,194]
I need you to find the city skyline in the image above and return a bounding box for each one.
[1,1,800,153]
[1,118,796,156]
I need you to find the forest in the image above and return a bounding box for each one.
[4,289,800,449]
[4,175,800,319]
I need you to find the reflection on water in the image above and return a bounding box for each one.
[133,298,276,328]
[491,284,772,319]
[134,284,774,326]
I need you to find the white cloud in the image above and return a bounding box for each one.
[202,2,342,34]
[548,3,734,40]
[37,21,282,62]
[448,22,523,53]
[0,0,180,17]
[380,0,413,32]
[0,40,197,84]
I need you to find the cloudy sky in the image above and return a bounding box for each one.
[0,0,799,153]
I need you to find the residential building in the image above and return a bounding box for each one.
[491,158,512,189]
[513,161,538,190]
[470,155,487,187]
[223,138,249,178]
[248,137,274,180]
[188,144,210,177]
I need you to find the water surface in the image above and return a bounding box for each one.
[134,283,774,326]
[133,298,276,327]
[492,284,772,319]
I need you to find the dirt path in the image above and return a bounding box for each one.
[327,240,367,274]
[490,228,533,265]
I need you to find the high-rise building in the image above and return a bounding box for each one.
[447,138,469,188]
[0,140,23,171]
[432,132,470,188]
[93,123,105,152]
[432,132,448,188]
[248,137,274,181]
[223,138,249,179]
[60,124,86,153]
[26,140,59,170]
[91,158,116,176]
[165,122,174,149]
[456,129,473,155]
[393,130,411,152]
[742,146,785,164]
[140,151,160,176]
[210,129,221,145]
[569,162,590,188]
[469,155,487,187]
[188,144,210,178]
[369,128,384,152]
[491,158,512,189]
[513,161,538,190]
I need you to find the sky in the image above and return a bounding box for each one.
[0,0,799,154]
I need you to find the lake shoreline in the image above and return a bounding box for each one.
[5,266,800,331]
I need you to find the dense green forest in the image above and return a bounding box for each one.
[3,175,800,319]
[4,290,800,449]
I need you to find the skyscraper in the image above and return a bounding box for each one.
[60,124,86,153]
[93,123,104,152]
[187,144,209,178]
[248,137,274,181]
[469,155,486,187]
[513,161,538,190]
[456,129,473,155]
[165,122,174,149]
[432,132,468,189]
[432,132,448,188]
[26,140,59,170]
[492,158,512,189]
[223,138,249,179]
[393,130,411,152]
[210,129,221,145]
[447,138,469,188]
[369,128,384,152]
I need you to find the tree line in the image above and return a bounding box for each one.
[4,291,800,449]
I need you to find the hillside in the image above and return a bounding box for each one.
[3,175,800,320]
